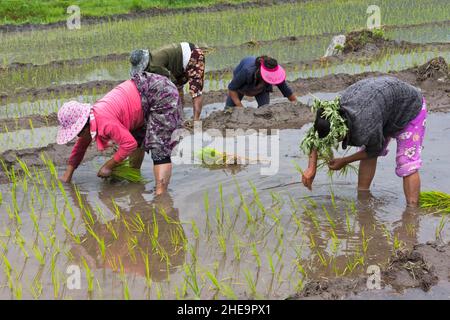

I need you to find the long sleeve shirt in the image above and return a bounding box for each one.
[228,56,293,98]
[68,80,144,168]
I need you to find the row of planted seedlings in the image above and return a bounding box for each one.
[0,151,409,299]
[3,45,447,125]
[3,19,449,97]
[1,0,449,65]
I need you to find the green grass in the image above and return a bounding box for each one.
[0,0,256,25]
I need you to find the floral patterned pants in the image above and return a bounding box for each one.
[380,98,427,177]
[174,47,205,99]
[131,72,183,163]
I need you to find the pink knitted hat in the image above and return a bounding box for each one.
[56,101,92,145]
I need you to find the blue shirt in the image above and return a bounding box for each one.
[228,56,293,98]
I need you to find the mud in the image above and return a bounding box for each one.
[0,0,299,33]
[291,242,449,299]
[201,101,313,132]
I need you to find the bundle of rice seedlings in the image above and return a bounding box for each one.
[419,191,450,213]
[111,160,146,183]
[196,147,236,166]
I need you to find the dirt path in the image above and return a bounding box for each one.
[290,242,450,299]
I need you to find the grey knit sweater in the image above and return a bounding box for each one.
[340,76,423,157]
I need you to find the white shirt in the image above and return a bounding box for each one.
[180,42,191,71]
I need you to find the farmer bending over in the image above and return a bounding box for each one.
[225,56,297,110]
[57,72,183,195]
[301,76,427,206]
[130,43,205,121]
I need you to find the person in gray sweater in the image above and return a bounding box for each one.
[301,76,427,206]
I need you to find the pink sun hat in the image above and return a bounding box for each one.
[260,60,286,85]
[56,101,92,145]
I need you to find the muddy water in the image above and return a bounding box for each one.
[0,126,58,153]
[0,110,449,299]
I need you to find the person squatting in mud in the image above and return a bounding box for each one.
[56,72,183,195]
[130,42,205,121]
[301,76,427,206]
[224,55,297,110]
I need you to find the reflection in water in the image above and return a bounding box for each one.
[68,183,186,282]
[295,189,420,280]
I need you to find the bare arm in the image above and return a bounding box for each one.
[302,149,318,190]
[228,90,243,107]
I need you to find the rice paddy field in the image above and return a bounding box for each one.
[0,0,450,301]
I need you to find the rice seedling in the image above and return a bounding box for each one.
[329,229,340,256]
[316,250,328,267]
[205,270,221,296]
[14,231,29,259]
[251,242,261,268]
[435,215,447,240]
[243,270,258,298]
[82,258,94,294]
[322,205,336,229]
[140,250,152,289]
[392,233,403,251]
[345,208,352,234]
[130,214,146,233]
[31,245,45,266]
[217,234,227,255]
[342,252,364,276]
[29,276,43,300]
[111,160,146,183]
[183,263,202,299]
[419,191,450,214]
[267,252,275,274]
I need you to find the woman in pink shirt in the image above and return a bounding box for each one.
[56,72,183,195]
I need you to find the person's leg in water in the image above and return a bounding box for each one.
[129,148,145,169]
[153,158,172,195]
[403,172,421,207]
[395,99,427,206]
[357,137,392,191]
[255,91,270,107]
[358,157,378,191]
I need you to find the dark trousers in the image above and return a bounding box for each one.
[225,91,270,108]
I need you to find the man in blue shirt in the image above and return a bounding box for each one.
[225,56,297,109]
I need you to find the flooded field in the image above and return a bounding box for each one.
[1,0,449,301]
[0,112,449,299]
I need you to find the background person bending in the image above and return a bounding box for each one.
[225,56,297,110]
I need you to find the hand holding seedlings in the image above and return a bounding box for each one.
[328,157,347,171]
[97,159,118,178]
